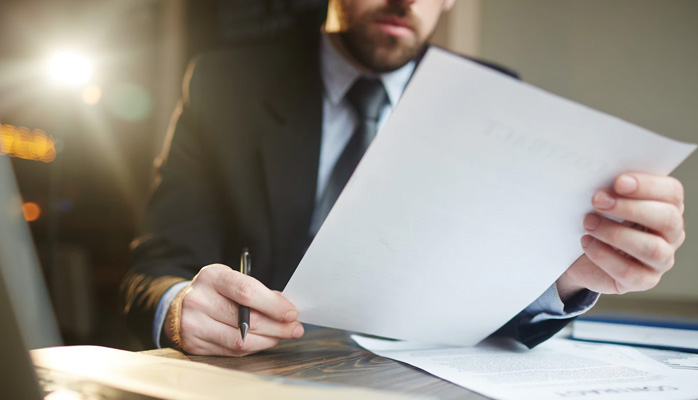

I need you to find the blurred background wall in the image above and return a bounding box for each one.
[0,0,327,350]
[436,0,698,301]
[0,0,168,349]
[0,0,694,351]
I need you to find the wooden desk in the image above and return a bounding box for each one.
[143,326,486,400]
[141,299,698,399]
[33,299,696,399]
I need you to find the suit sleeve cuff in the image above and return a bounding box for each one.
[525,283,600,324]
[153,281,191,348]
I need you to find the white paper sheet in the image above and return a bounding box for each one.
[283,47,697,346]
[352,336,698,400]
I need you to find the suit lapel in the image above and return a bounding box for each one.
[258,37,323,286]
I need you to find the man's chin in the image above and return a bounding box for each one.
[367,47,419,72]
[342,32,422,72]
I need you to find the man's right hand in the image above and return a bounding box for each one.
[164,264,304,356]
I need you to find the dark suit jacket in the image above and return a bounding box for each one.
[121,32,572,348]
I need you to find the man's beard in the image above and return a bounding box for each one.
[339,3,427,73]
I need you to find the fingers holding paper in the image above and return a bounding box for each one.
[557,173,686,298]
[166,264,304,356]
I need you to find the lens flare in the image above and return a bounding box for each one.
[48,52,92,86]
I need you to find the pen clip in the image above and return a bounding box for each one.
[240,247,251,275]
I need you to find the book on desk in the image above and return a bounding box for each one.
[571,313,698,353]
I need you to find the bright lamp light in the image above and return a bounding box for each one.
[48,52,92,86]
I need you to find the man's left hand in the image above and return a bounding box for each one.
[556,173,686,301]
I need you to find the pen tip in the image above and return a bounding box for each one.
[240,322,249,342]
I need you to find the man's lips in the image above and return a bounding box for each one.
[374,15,414,38]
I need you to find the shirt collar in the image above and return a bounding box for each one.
[320,32,417,107]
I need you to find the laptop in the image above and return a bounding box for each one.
[0,137,183,400]
[0,154,61,399]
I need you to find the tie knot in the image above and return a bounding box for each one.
[345,77,389,121]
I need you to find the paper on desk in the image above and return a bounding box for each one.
[352,336,698,400]
[283,47,697,346]
[31,346,414,400]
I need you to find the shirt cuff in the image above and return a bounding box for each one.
[153,280,191,348]
[525,283,600,324]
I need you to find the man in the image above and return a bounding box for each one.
[121,0,686,356]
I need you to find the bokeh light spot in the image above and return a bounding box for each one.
[104,83,152,121]
[22,202,41,222]
[81,84,102,105]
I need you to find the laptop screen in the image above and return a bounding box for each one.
[0,154,61,349]
[0,154,62,399]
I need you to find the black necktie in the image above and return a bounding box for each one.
[311,77,389,235]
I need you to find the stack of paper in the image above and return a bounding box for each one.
[352,336,698,400]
